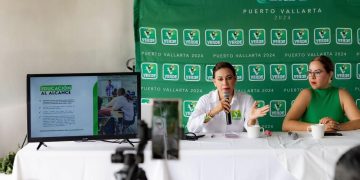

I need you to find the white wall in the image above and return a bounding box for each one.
[0,0,135,157]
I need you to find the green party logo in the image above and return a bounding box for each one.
[231,110,242,120]
[141,63,158,79]
[184,64,201,81]
[357,63,360,79]
[256,100,265,108]
[292,64,308,80]
[141,98,151,104]
[292,28,309,45]
[314,28,331,45]
[270,100,286,117]
[139,27,156,44]
[271,29,287,46]
[205,29,222,46]
[233,65,244,81]
[161,28,178,45]
[205,65,215,82]
[227,29,244,46]
[183,100,197,117]
[358,28,360,45]
[336,28,352,44]
[248,64,265,81]
[163,63,179,81]
[183,29,200,46]
[270,64,287,81]
[249,29,266,46]
[335,63,351,79]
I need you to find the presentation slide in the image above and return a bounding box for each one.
[30,76,97,137]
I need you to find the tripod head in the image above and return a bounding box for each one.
[111,120,150,180]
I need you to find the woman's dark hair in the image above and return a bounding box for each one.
[334,145,360,180]
[212,61,236,79]
[310,55,334,73]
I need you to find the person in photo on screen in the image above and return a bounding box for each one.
[106,88,135,123]
[187,61,270,133]
[105,80,115,97]
[334,145,360,180]
[282,55,360,132]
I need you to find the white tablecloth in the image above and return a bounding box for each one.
[12,131,360,180]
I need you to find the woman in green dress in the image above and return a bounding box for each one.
[282,55,360,132]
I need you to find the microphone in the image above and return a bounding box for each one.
[223,91,232,125]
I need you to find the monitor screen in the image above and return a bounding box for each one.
[27,72,140,142]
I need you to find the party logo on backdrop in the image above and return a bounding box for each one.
[357,28,360,45]
[227,29,244,46]
[292,64,308,80]
[183,29,200,46]
[141,63,158,79]
[270,100,286,117]
[336,28,352,45]
[139,27,157,44]
[271,29,287,46]
[141,98,151,104]
[183,100,197,117]
[205,65,215,82]
[357,63,360,79]
[205,29,222,46]
[163,63,179,81]
[234,65,244,81]
[248,64,265,81]
[270,64,287,81]
[335,63,351,79]
[256,100,265,108]
[161,28,178,45]
[292,28,309,45]
[314,28,331,45]
[184,64,201,81]
[249,29,266,46]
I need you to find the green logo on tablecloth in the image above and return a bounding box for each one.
[271,29,287,46]
[183,29,200,46]
[205,65,215,82]
[292,28,309,45]
[270,100,286,117]
[163,63,179,81]
[335,63,351,79]
[249,29,265,46]
[256,100,265,108]
[270,64,287,81]
[234,65,244,81]
[183,100,197,117]
[184,64,201,81]
[336,28,352,45]
[161,28,178,45]
[139,27,156,44]
[205,29,222,46]
[248,64,265,81]
[141,98,151,104]
[292,64,308,80]
[227,29,244,46]
[357,63,360,79]
[141,63,158,79]
[314,28,331,45]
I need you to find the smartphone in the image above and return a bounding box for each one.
[324,132,343,136]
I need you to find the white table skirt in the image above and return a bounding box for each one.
[12,131,360,180]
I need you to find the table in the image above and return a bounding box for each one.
[12,131,360,180]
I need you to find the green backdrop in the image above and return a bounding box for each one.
[134,0,360,131]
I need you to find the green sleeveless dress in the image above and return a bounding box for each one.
[301,86,347,124]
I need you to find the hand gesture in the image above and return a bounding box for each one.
[319,117,339,131]
[249,101,270,120]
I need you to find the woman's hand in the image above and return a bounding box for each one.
[249,101,270,121]
[319,117,339,131]
[211,98,231,116]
